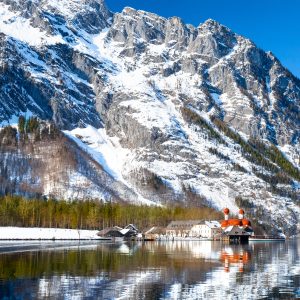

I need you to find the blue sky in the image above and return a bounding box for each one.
[105,0,300,78]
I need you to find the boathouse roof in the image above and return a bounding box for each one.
[167,220,203,230]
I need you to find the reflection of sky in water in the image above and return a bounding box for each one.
[0,240,299,299]
[163,241,300,300]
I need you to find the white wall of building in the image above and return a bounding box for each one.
[191,224,221,238]
[166,221,221,238]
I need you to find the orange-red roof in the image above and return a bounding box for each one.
[220,218,252,228]
[228,219,242,226]
[242,219,251,227]
[223,208,230,215]
[220,220,229,227]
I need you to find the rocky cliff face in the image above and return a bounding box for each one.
[0,0,299,233]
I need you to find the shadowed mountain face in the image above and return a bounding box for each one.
[0,0,299,233]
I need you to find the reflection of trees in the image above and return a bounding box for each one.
[0,242,289,281]
[0,240,298,300]
[0,242,219,281]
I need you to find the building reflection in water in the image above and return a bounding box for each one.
[220,246,251,273]
[146,241,253,273]
[152,241,253,273]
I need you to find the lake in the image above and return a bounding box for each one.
[0,239,299,299]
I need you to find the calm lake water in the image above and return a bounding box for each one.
[0,239,299,300]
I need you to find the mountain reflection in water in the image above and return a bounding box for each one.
[0,239,299,299]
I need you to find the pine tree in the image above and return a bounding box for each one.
[18,116,26,134]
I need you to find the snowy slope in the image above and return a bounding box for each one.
[0,3,64,46]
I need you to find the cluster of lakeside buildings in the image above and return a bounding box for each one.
[98,208,256,243]
[0,207,284,242]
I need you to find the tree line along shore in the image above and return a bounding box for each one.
[0,195,223,231]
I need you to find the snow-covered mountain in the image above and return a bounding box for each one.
[0,0,299,233]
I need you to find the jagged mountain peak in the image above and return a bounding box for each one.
[168,16,185,24]
[0,0,113,34]
[198,18,237,45]
[200,18,225,29]
[198,18,235,38]
[121,6,165,20]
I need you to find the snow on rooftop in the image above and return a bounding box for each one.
[120,228,130,235]
[205,221,221,228]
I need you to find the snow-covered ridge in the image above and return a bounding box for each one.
[42,0,105,18]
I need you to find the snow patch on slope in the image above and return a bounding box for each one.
[278,144,300,169]
[0,2,64,46]
[64,125,130,182]
[64,126,157,206]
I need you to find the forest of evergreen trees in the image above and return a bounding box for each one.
[0,195,223,230]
